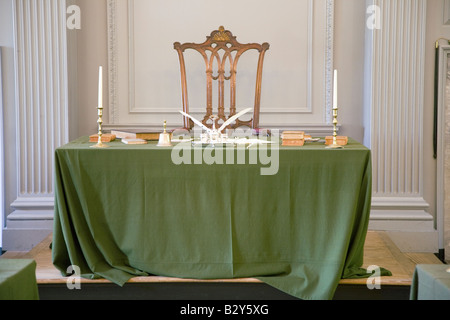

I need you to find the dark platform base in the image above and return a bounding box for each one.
[38,282,411,301]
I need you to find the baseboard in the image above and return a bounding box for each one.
[2,209,54,251]
[2,228,52,252]
[383,231,439,253]
[6,210,54,229]
[368,208,438,253]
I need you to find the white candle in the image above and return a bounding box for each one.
[333,69,338,110]
[98,66,103,108]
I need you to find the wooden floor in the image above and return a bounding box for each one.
[1,231,444,300]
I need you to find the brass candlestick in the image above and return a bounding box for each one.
[91,105,109,148]
[326,107,343,149]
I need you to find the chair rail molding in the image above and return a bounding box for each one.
[364,0,437,252]
[3,0,70,251]
[106,0,335,131]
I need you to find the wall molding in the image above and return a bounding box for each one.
[12,0,69,199]
[10,197,54,211]
[366,0,427,197]
[368,0,427,198]
[4,0,70,251]
[107,0,118,125]
[365,0,436,251]
[371,196,430,211]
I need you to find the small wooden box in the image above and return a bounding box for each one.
[325,136,348,146]
[282,139,305,147]
[282,131,305,140]
[89,133,116,143]
[282,131,305,147]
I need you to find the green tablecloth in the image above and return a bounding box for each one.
[52,136,390,300]
[410,264,450,300]
[0,259,39,300]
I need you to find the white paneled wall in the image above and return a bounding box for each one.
[106,0,335,133]
[1,0,442,252]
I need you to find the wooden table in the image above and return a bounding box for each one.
[52,136,390,300]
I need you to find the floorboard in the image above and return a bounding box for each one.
[1,231,444,300]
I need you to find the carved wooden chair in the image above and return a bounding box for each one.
[174,26,270,130]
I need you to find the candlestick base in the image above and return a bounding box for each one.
[90,142,109,148]
[326,143,343,149]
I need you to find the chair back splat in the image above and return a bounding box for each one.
[174,26,270,130]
